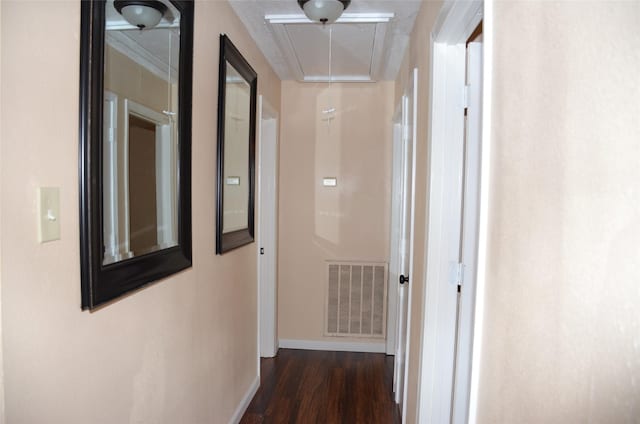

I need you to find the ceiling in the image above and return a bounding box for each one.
[229,0,423,82]
[105,0,180,83]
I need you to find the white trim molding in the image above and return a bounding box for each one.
[469,0,493,422]
[265,13,394,24]
[229,375,260,424]
[279,339,386,353]
[418,1,485,423]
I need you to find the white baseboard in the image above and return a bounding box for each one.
[229,375,259,424]
[279,338,386,353]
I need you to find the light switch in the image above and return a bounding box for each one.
[38,187,60,243]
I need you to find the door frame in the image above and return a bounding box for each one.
[452,40,483,424]
[103,97,172,262]
[468,1,493,420]
[417,0,491,422]
[256,94,279,369]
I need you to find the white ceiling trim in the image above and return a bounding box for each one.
[265,12,394,24]
[303,75,375,82]
[105,22,179,31]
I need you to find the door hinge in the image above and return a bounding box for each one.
[449,262,464,287]
[463,85,470,109]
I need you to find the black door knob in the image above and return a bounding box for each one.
[399,274,409,285]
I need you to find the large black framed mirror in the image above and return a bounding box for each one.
[79,0,193,310]
[216,35,257,254]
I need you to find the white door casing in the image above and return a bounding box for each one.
[103,91,119,261]
[469,2,494,420]
[418,1,484,423]
[103,97,173,264]
[257,95,279,361]
[452,41,483,424]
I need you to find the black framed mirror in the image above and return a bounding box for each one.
[79,0,193,310]
[216,34,257,254]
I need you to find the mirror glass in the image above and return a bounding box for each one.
[103,1,180,265]
[79,0,193,310]
[216,35,257,254]
[222,62,251,233]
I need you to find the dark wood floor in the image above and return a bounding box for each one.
[240,349,401,424]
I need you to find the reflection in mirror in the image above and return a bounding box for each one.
[103,0,180,264]
[223,62,251,233]
[79,0,193,310]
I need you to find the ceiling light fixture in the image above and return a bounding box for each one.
[114,0,168,30]
[297,0,350,24]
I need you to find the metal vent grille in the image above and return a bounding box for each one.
[325,261,388,338]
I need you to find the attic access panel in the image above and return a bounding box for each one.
[285,23,376,81]
[268,17,390,82]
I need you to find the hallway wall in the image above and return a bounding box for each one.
[0,1,279,423]
[278,81,394,345]
[477,1,640,421]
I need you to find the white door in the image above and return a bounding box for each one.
[393,94,411,407]
[393,69,418,421]
[258,96,279,359]
[386,109,403,357]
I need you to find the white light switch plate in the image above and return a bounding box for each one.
[38,187,60,243]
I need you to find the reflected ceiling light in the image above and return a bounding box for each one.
[114,0,168,30]
[297,0,350,24]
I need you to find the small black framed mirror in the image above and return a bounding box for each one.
[79,0,193,310]
[216,35,257,254]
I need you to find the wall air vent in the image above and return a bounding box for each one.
[325,261,387,338]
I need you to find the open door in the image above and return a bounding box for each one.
[257,95,279,359]
[391,69,418,421]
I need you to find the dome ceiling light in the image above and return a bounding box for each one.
[297,0,351,24]
[114,0,168,30]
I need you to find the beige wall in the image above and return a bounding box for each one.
[0,1,279,423]
[393,1,442,422]
[477,1,640,422]
[278,81,393,343]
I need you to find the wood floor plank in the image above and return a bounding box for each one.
[240,349,401,424]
